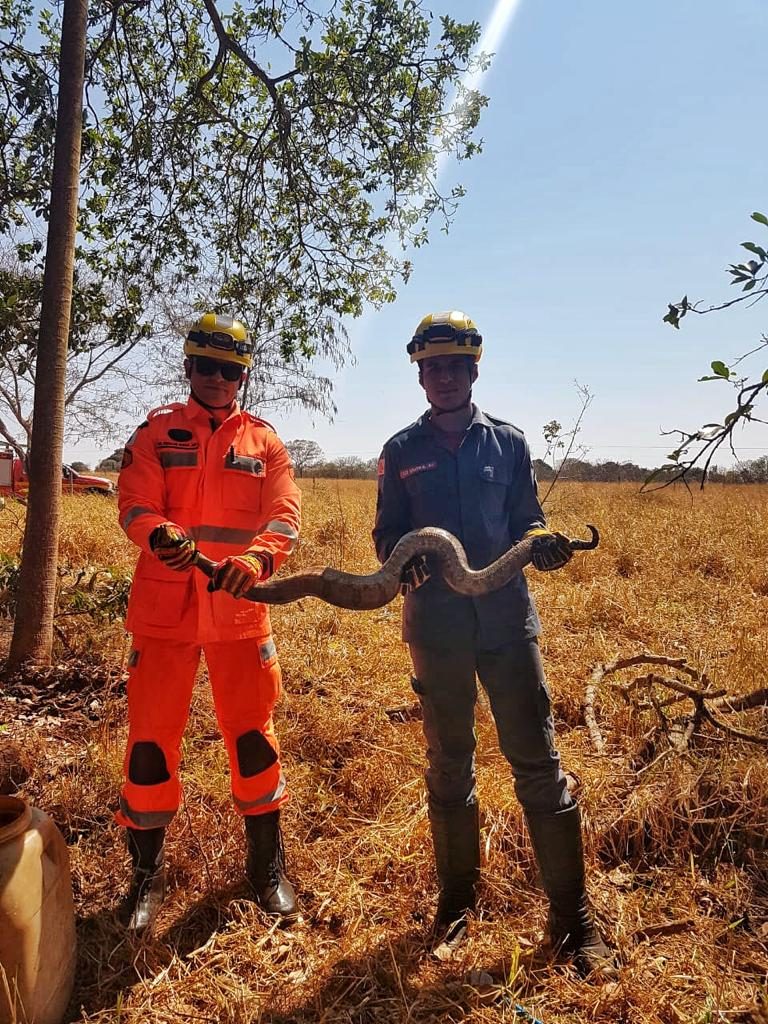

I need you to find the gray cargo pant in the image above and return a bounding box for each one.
[409,638,572,815]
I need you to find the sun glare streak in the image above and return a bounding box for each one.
[434,0,525,185]
[351,0,525,350]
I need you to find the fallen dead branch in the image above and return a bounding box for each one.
[585,653,768,753]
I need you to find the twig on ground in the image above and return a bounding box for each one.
[585,653,768,754]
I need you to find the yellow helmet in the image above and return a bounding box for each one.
[407,310,483,364]
[184,313,254,369]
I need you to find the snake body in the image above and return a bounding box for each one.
[195,525,600,610]
[240,528,537,610]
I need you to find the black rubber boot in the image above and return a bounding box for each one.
[244,811,299,922]
[525,803,617,980]
[428,800,480,950]
[123,827,166,935]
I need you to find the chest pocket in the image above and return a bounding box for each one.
[475,462,511,522]
[157,444,200,509]
[223,449,267,510]
[402,461,456,528]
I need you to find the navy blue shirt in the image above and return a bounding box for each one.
[373,406,545,650]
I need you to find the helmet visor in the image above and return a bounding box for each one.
[407,323,482,360]
[187,329,253,357]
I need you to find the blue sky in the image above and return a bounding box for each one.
[265,0,768,470]
[63,0,768,470]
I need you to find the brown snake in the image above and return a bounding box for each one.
[194,525,599,611]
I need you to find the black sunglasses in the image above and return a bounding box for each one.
[193,357,244,382]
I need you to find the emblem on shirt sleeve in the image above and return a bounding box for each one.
[377,457,385,477]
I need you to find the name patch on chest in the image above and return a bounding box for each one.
[399,461,438,480]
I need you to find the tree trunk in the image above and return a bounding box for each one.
[6,0,88,671]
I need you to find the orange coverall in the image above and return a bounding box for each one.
[116,397,301,829]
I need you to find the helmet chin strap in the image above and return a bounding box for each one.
[191,390,236,412]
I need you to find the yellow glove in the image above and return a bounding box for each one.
[149,523,197,571]
[524,528,573,572]
[208,552,269,598]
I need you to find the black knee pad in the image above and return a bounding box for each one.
[236,730,278,778]
[128,741,170,785]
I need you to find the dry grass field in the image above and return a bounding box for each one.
[1,481,767,1024]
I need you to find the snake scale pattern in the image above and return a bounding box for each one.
[193,528,602,606]
[195,526,598,611]
[241,528,537,610]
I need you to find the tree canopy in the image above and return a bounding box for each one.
[286,438,324,476]
[2,0,486,413]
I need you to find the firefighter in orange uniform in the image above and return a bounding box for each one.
[116,313,301,934]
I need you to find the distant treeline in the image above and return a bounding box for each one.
[531,456,768,485]
[93,447,768,484]
[295,455,768,484]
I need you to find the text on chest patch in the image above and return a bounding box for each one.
[399,461,438,480]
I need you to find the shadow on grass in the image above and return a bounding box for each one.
[260,924,552,1024]
[67,879,248,1022]
[68,898,553,1024]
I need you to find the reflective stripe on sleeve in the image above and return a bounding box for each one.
[265,520,298,551]
[159,451,198,468]
[121,506,158,528]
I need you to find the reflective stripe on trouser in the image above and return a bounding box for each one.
[116,635,287,830]
[408,639,571,815]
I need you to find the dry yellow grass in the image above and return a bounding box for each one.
[1,481,767,1023]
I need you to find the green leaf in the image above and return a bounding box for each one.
[663,304,680,328]
[711,360,730,378]
[751,212,768,227]
[761,369,768,383]
[741,242,767,259]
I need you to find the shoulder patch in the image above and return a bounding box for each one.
[377,456,385,477]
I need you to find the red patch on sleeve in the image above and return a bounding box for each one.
[377,457,385,477]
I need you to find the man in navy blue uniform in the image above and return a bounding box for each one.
[373,311,614,977]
